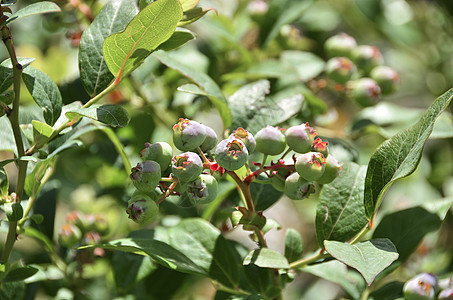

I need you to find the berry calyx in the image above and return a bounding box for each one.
[325,57,357,84]
[295,152,326,181]
[126,194,159,225]
[215,138,249,171]
[59,223,82,248]
[311,138,329,158]
[130,161,161,193]
[285,123,317,154]
[255,126,286,155]
[229,127,256,153]
[172,118,207,151]
[186,174,218,204]
[171,152,203,182]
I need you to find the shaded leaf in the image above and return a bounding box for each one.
[6,2,60,24]
[364,88,453,220]
[3,266,39,282]
[22,66,62,126]
[243,248,290,269]
[284,228,303,263]
[0,58,35,94]
[280,51,325,82]
[0,166,8,198]
[112,252,156,293]
[180,0,199,11]
[324,239,399,286]
[177,7,214,26]
[251,181,283,211]
[65,104,130,128]
[316,162,368,247]
[79,0,138,96]
[372,206,442,262]
[153,50,232,128]
[103,0,182,79]
[368,281,404,300]
[157,28,196,51]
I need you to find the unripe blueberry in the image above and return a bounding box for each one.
[284,172,315,200]
[350,78,381,107]
[85,214,109,235]
[324,33,357,58]
[270,168,291,192]
[200,125,218,152]
[311,138,329,158]
[126,194,159,225]
[325,57,357,84]
[59,223,82,247]
[130,161,161,194]
[285,123,317,154]
[370,65,400,95]
[171,152,203,182]
[4,202,23,222]
[215,138,249,170]
[295,152,326,181]
[255,126,286,155]
[187,174,218,204]
[172,118,207,151]
[403,273,438,300]
[229,127,256,153]
[140,142,173,173]
[351,45,383,74]
[438,288,453,300]
[317,155,341,184]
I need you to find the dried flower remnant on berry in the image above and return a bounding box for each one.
[215,138,249,170]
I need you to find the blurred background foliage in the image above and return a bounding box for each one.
[1,0,453,299]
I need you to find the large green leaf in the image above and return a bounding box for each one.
[284,229,303,263]
[152,50,232,128]
[65,104,130,128]
[112,252,156,293]
[364,88,453,220]
[22,66,62,126]
[103,0,182,79]
[3,266,39,282]
[324,239,399,286]
[79,0,138,96]
[372,206,442,262]
[280,51,325,82]
[316,162,368,247]
[243,248,290,269]
[6,2,60,24]
[0,58,35,94]
[251,181,283,211]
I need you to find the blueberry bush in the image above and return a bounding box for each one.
[0,0,453,299]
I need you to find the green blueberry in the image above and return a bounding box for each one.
[140,142,173,173]
[172,118,207,151]
[403,273,438,300]
[171,152,203,182]
[370,65,400,95]
[215,138,249,170]
[270,168,291,192]
[130,161,161,193]
[255,126,286,155]
[438,288,453,300]
[351,45,383,74]
[229,127,256,153]
[349,78,381,107]
[285,123,317,154]
[317,155,341,184]
[126,194,159,225]
[186,174,218,204]
[325,57,357,84]
[284,172,315,200]
[295,152,326,181]
[200,124,218,152]
[324,33,357,58]
[58,223,82,248]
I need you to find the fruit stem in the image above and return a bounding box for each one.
[156,181,178,205]
[227,171,255,212]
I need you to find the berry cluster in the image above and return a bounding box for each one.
[403,273,453,300]
[128,118,342,225]
[58,211,109,248]
[324,33,400,106]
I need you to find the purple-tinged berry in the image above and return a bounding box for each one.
[317,155,341,184]
[130,161,161,193]
[403,273,438,300]
[126,194,159,225]
[295,152,326,181]
[255,126,286,155]
[285,123,317,154]
[351,45,383,74]
[284,172,315,200]
[140,142,173,173]
[370,65,400,95]
[215,138,249,171]
[324,33,357,58]
[171,152,203,182]
[311,138,329,158]
[325,57,357,84]
[59,223,82,247]
[187,174,218,204]
[350,78,381,107]
[439,288,453,300]
[229,127,256,153]
[172,118,207,151]
[270,167,291,192]
[200,125,218,152]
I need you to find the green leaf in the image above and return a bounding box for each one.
[65,104,130,128]
[3,266,39,282]
[372,206,442,262]
[79,0,138,96]
[364,88,453,220]
[0,166,8,198]
[316,162,368,247]
[368,281,404,300]
[177,7,213,26]
[251,181,283,211]
[167,218,241,289]
[284,228,303,263]
[0,58,35,94]
[0,281,25,300]
[243,248,290,269]
[280,51,325,82]
[157,28,196,52]
[112,252,156,293]
[32,120,54,146]
[180,0,199,11]
[324,239,399,286]
[6,2,60,24]
[22,66,62,126]
[302,260,366,300]
[24,156,56,197]
[153,50,232,128]
[103,0,182,79]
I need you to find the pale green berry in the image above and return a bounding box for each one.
[171,152,203,182]
[351,45,383,74]
[317,155,341,184]
[255,126,286,155]
[215,138,249,171]
[325,57,357,84]
[286,123,317,154]
[284,172,315,200]
[229,127,256,153]
[350,78,381,107]
[140,142,173,173]
[200,125,218,152]
[324,33,357,58]
[187,174,218,204]
[370,65,400,95]
[59,223,82,247]
[172,118,207,151]
[403,273,438,300]
[126,194,159,225]
[295,152,326,181]
[270,168,291,192]
[130,161,161,193]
